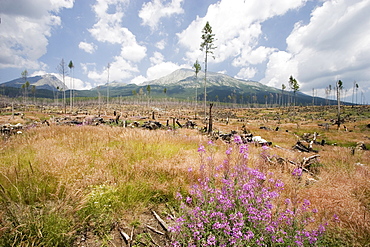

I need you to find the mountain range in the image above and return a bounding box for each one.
[1,74,68,91]
[0,69,330,105]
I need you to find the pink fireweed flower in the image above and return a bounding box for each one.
[303,199,311,206]
[233,135,243,144]
[176,192,183,200]
[262,144,269,150]
[208,140,214,145]
[226,147,232,155]
[275,179,284,188]
[216,164,223,171]
[332,214,340,222]
[207,234,216,245]
[198,145,206,152]
[239,144,249,154]
[186,196,192,204]
[292,167,303,176]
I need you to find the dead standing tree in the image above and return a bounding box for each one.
[336,79,343,129]
[57,59,68,113]
[208,103,213,134]
[200,21,216,121]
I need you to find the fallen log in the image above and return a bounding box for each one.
[146,224,165,235]
[152,210,169,232]
[293,141,318,153]
[302,154,320,168]
[118,228,131,245]
[266,154,321,180]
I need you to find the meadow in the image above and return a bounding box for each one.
[0,103,369,246]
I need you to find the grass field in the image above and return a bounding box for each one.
[0,103,369,246]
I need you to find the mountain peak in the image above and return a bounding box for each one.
[141,68,265,90]
[1,73,67,90]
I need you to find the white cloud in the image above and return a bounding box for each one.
[261,51,298,88]
[130,75,147,85]
[146,61,181,81]
[84,0,147,85]
[262,0,370,97]
[83,57,139,85]
[78,42,97,54]
[156,39,166,50]
[119,37,147,62]
[150,52,165,65]
[89,0,147,63]
[233,46,277,67]
[0,0,73,69]
[177,0,306,66]
[236,67,258,80]
[139,0,184,30]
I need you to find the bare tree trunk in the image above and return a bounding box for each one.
[208,103,213,134]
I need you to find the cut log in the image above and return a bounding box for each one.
[146,224,165,235]
[119,228,131,245]
[152,210,169,232]
[302,154,320,168]
[293,141,318,153]
[147,232,160,247]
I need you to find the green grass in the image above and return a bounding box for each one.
[0,125,201,245]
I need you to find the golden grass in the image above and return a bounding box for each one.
[0,104,369,245]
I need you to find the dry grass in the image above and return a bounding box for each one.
[0,104,369,246]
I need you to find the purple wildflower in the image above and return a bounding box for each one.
[233,135,243,144]
[262,144,269,150]
[292,167,303,177]
[186,196,192,204]
[171,141,327,246]
[198,145,206,152]
[332,214,340,222]
[207,234,216,245]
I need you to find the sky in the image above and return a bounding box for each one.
[0,0,369,103]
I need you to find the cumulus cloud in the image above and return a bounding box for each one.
[0,0,73,69]
[78,42,97,54]
[86,0,147,84]
[119,39,147,62]
[177,0,306,66]
[263,0,370,96]
[130,75,147,85]
[139,0,184,30]
[156,39,166,50]
[236,67,258,80]
[260,51,298,88]
[150,52,165,65]
[89,0,146,61]
[146,61,182,81]
[133,60,187,84]
[82,57,139,86]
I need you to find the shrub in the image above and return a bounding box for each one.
[170,137,327,246]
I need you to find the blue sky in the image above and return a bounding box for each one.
[0,0,369,103]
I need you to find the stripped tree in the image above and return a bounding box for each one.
[68,60,74,112]
[193,60,201,119]
[57,59,68,113]
[200,21,216,120]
